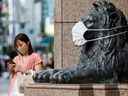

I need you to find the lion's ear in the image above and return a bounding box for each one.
[93,3,98,8]
[107,2,116,13]
[93,1,100,10]
[93,1,103,9]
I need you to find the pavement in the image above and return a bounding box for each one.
[0,72,9,96]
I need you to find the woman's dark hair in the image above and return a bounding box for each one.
[14,33,33,55]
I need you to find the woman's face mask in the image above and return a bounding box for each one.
[17,47,28,55]
[16,40,29,55]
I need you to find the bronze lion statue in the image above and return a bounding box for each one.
[33,0,128,83]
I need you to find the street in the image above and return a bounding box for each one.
[0,72,9,96]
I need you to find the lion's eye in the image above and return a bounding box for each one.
[88,16,93,21]
[86,22,94,28]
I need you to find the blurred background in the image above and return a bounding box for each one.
[0,0,54,95]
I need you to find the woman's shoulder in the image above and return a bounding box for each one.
[31,52,40,56]
[13,55,19,63]
[30,52,42,63]
[31,52,41,58]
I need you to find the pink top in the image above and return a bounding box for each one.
[8,52,42,96]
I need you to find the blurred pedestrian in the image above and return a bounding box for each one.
[8,33,44,96]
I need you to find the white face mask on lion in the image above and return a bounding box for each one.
[72,21,128,46]
[72,21,88,46]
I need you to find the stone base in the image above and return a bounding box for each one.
[24,83,128,96]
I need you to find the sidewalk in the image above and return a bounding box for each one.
[0,72,9,96]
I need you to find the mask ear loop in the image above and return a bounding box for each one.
[86,30,128,43]
[74,25,128,47]
[87,25,128,31]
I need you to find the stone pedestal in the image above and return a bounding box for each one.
[24,83,128,96]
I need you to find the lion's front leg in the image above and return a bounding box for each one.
[33,64,96,83]
[33,69,60,83]
[49,69,75,83]
[33,68,77,83]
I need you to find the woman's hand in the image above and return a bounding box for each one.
[7,60,16,74]
[35,62,44,72]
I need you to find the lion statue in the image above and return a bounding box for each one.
[33,0,128,83]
